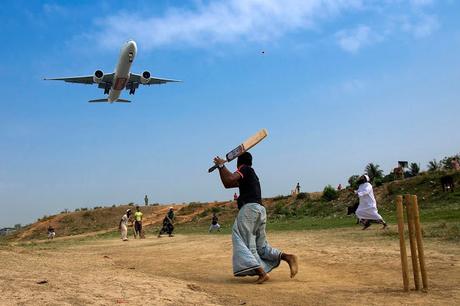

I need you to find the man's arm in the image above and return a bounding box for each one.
[214,157,241,188]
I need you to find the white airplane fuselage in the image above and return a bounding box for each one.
[108,41,137,102]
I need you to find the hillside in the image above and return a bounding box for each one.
[8,171,460,241]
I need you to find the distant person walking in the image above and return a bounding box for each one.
[133,206,144,239]
[119,209,132,241]
[144,194,149,206]
[209,213,221,233]
[353,175,387,230]
[47,225,55,240]
[158,207,175,237]
[213,152,298,284]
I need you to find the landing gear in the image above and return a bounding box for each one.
[104,83,111,95]
[127,82,139,95]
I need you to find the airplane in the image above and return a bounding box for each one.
[44,40,180,103]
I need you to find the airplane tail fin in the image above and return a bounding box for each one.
[88,98,131,103]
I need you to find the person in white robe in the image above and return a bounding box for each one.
[119,209,132,241]
[355,175,387,230]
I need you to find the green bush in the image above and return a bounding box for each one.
[273,201,290,216]
[211,206,222,214]
[322,185,338,201]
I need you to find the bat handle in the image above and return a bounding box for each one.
[208,161,227,173]
[208,164,219,173]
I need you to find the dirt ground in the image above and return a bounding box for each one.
[1,228,459,306]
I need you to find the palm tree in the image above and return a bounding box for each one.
[365,163,384,181]
[348,175,360,188]
[409,163,420,176]
[427,159,441,172]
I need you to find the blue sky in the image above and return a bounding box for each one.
[1,0,459,227]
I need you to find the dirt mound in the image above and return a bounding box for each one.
[11,171,460,241]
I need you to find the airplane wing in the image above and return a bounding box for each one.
[129,73,181,85]
[44,73,114,84]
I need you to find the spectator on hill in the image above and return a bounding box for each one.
[234,192,238,201]
[144,194,149,206]
[353,175,387,230]
[296,182,301,194]
[119,209,131,241]
[133,206,144,239]
[337,184,342,191]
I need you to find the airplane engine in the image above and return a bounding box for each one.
[140,71,151,84]
[93,70,104,83]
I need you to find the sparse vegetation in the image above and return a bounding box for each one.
[273,195,289,201]
[296,192,309,200]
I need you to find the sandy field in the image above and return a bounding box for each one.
[0,228,459,306]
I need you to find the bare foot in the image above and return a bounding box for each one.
[284,254,298,278]
[255,273,270,284]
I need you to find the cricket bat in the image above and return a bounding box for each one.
[208,128,268,173]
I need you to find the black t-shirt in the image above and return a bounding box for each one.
[236,165,262,209]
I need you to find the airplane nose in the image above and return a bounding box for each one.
[129,40,137,52]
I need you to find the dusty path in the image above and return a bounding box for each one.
[1,228,459,305]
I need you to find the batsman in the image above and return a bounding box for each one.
[211,130,298,284]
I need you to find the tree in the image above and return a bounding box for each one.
[409,163,420,176]
[365,163,384,182]
[440,154,460,170]
[348,175,360,188]
[427,159,441,172]
[322,185,339,201]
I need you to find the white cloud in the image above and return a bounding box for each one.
[79,0,440,52]
[335,25,382,53]
[409,0,434,7]
[90,0,364,50]
[401,13,439,38]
